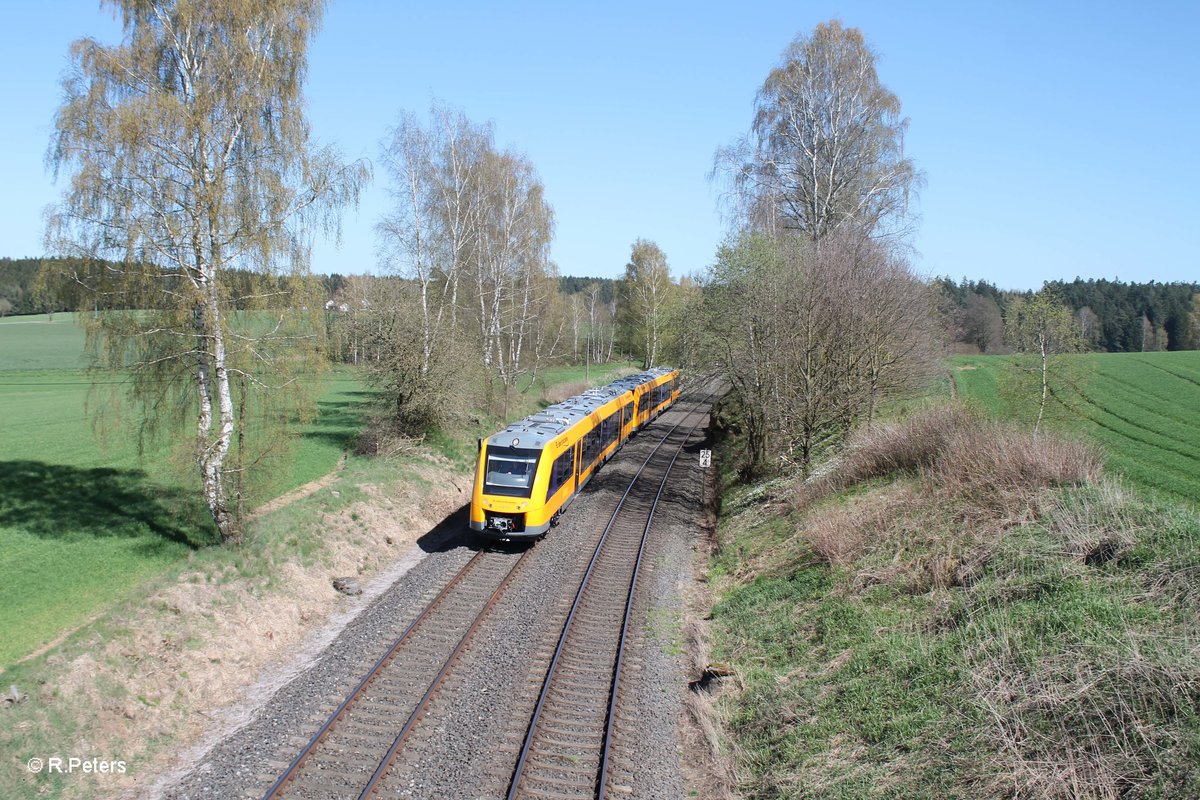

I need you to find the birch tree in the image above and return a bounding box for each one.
[1004,291,1083,436]
[471,148,554,385]
[46,0,368,542]
[715,20,920,241]
[620,239,672,368]
[377,104,490,377]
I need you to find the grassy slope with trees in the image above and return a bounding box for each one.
[694,18,1200,800]
[0,314,369,666]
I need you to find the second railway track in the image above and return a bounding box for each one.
[255,378,720,800]
[506,387,715,800]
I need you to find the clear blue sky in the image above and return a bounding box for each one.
[1,1,1197,290]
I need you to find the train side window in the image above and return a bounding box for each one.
[547,448,574,499]
[582,426,602,468]
[602,414,617,448]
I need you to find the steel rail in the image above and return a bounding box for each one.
[263,547,497,799]
[505,386,717,800]
[358,546,533,798]
[598,394,711,798]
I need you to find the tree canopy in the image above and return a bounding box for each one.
[45,0,367,541]
[717,20,920,241]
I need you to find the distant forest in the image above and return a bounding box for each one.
[3,256,1197,353]
[936,276,1200,353]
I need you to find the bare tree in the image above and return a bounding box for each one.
[715,20,920,242]
[373,104,555,421]
[705,230,938,475]
[377,105,490,377]
[46,0,367,542]
[470,148,554,387]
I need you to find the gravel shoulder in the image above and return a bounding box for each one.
[158,405,716,800]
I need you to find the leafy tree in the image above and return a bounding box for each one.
[1003,291,1084,436]
[45,0,368,542]
[618,239,672,368]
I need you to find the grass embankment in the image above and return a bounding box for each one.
[950,350,1200,506]
[706,405,1200,798]
[0,314,369,667]
[0,314,640,799]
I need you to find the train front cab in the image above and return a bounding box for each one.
[469,440,549,538]
[471,391,629,541]
[470,370,680,541]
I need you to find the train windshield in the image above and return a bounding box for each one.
[484,450,539,497]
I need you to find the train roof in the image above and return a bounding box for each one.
[485,368,677,451]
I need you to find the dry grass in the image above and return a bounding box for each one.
[797,403,1101,509]
[967,626,1199,799]
[1044,478,1140,565]
[679,505,741,800]
[353,421,425,457]
[3,455,469,800]
[710,401,1200,798]
[540,379,590,405]
[776,406,1102,579]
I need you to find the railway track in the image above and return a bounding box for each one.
[263,547,530,799]
[506,390,714,800]
[262,381,717,800]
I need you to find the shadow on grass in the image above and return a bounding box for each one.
[301,395,378,450]
[0,460,218,548]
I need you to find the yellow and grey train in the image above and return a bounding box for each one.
[469,367,681,540]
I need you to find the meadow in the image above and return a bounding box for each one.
[950,350,1200,505]
[0,314,637,668]
[0,314,368,666]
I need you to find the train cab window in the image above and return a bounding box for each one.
[484,448,540,497]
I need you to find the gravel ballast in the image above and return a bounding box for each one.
[159,400,715,800]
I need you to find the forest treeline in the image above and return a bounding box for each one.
[9,256,1195,356]
[937,276,1200,353]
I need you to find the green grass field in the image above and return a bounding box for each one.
[0,315,641,667]
[950,351,1200,505]
[0,314,369,666]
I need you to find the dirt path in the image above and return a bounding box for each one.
[250,453,347,518]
